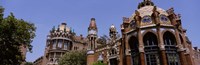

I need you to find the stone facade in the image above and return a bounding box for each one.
[119,0,199,65]
[36,23,88,65]
[33,0,200,65]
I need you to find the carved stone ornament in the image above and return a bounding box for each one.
[126,49,131,55]
[185,48,190,54]
[139,46,144,52]
[159,44,165,50]
[177,44,184,51]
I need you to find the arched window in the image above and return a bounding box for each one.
[58,39,62,48]
[129,36,140,65]
[163,31,180,65]
[64,40,68,50]
[52,40,57,49]
[143,32,160,65]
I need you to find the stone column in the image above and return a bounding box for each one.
[56,39,58,49]
[119,29,126,65]
[138,29,145,65]
[157,27,167,65]
[124,34,132,65]
[182,30,194,65]
[62,39,64,49]
[174,29,187,65]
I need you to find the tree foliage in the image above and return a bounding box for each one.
[58,51,87,65]
[92,61,107,65]
[0,6,36,65]
[24,62,33,65]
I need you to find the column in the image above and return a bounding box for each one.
[138,29,145,65]
[119,31,125,65]
[182,31,194,65]
[125,34,131,65]
[157,27,167,65]
[62,39,64,49]
[175,29,187,65]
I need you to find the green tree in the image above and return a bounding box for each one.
[0,6,36,65]
[24,62,33,65]
[58,51,87,65]
[92,61,107,65]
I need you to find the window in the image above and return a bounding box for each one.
[130,20,136,28]
[58,39,62,48]
[64,41,68,50]
[129,36,140,65]
[160,14,169,22]
[163,32,180,65]
[53,40,56,49]
[143,32,160,65]
[142,16,152,23]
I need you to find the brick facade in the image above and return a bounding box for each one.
[33,0,200,65]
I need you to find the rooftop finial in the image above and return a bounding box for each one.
[138,0,154,9]
[144,0,151,1]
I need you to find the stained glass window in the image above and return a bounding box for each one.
[142,16,152,23]
[53,40,56,49]
[160,14,169,22]
[143,32,160,65]
[163,32,180,65]
[58,39,62,48]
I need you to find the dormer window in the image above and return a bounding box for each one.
[142,16,152,23]
[160,14,169,22]
[130,20,136,28]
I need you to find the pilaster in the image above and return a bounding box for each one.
[138,29,145,65]
[157,27,167,65]
[175,28,187,65]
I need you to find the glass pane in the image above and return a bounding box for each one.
[53,40,56,49]
[58,39,62,48]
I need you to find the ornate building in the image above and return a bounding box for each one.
[33,0,200,65]
[119,0,198,65]
[35,23,88,65]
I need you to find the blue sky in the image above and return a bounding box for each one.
[1,0,200,62]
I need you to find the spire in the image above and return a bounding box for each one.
[88,18,97,30]
[144,0,151,2]
[138,0,154,9]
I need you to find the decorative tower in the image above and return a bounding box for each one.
[87,18,98,65]
[109,24,117,41]
[42,23,73,65]
[120,0,194,65]
[108,24,120,65]
[87,18,98,50]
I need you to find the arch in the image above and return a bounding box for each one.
[142,30,157,38]
[110,48,117,56]
[161,29,175,37]
[163,31,177,45]
[143,32,160,65]
[163,31,180,65]
[128,36,140,65]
